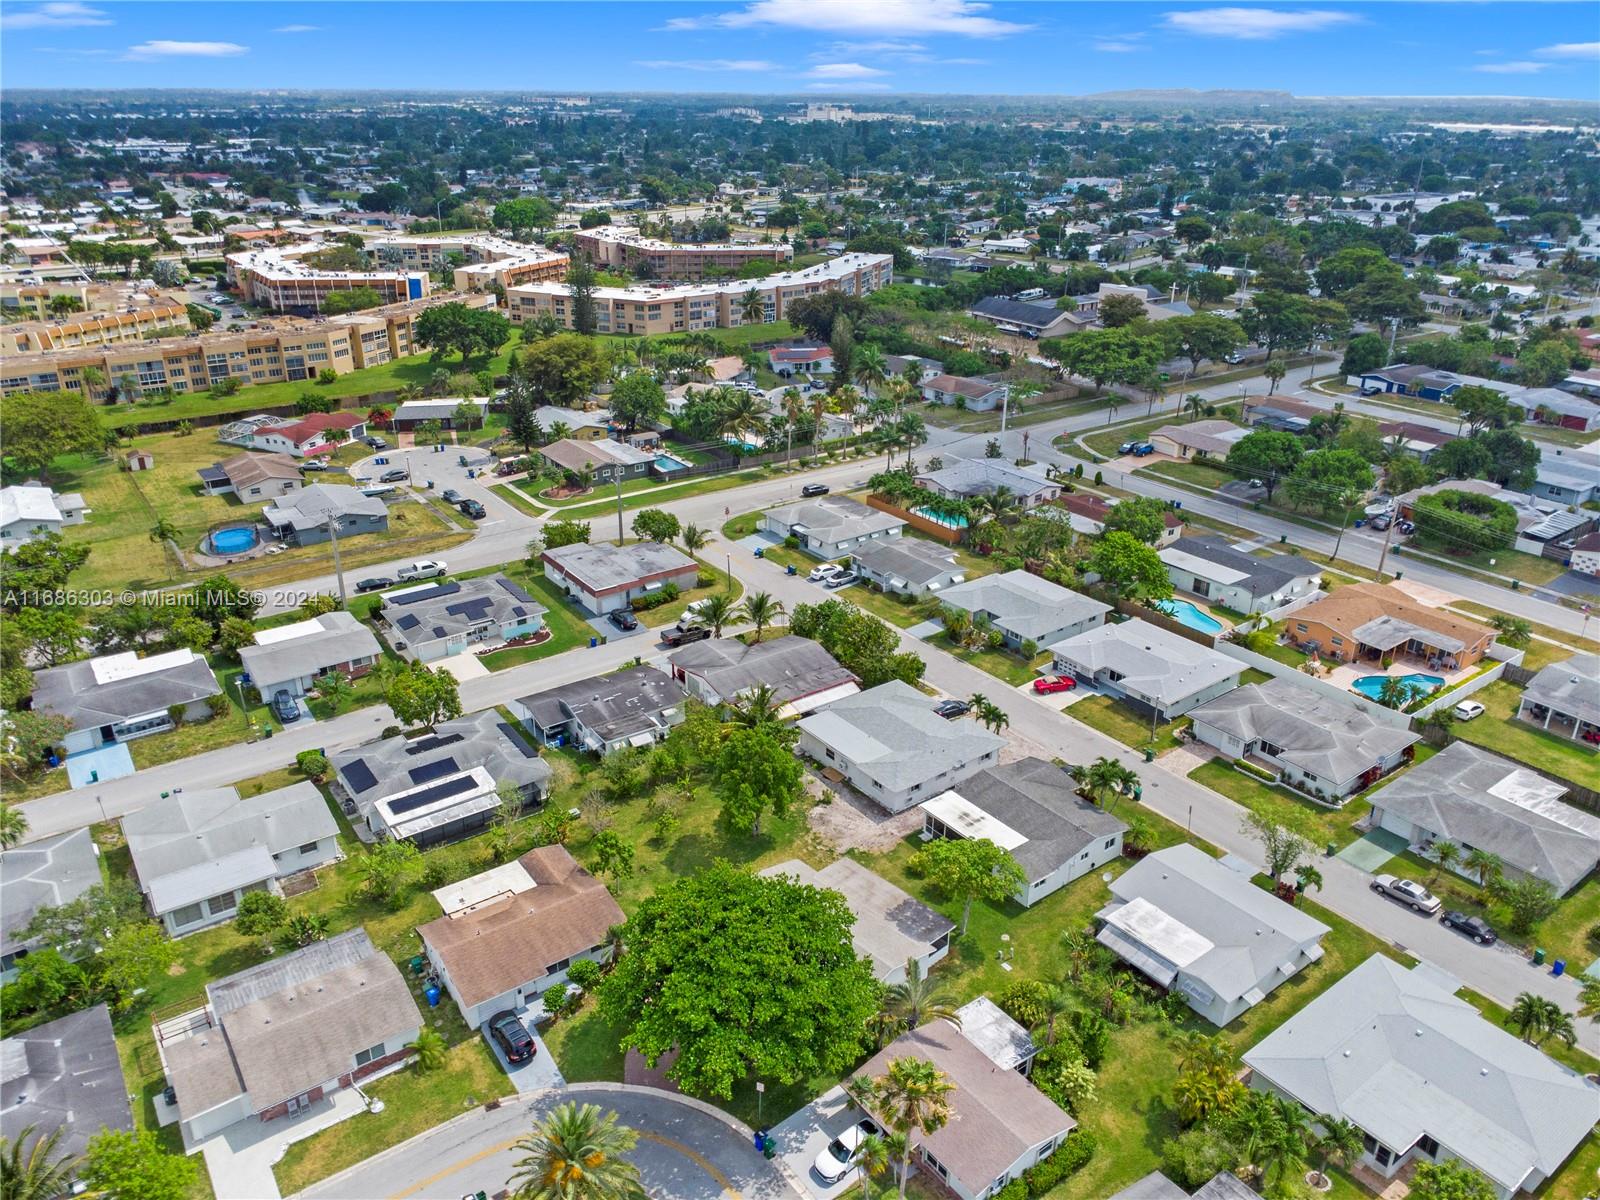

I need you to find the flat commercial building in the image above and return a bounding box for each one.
[508,252,892,335]
[575,226,791,280]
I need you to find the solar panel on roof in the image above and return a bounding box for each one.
[432,626,448,638]
[396,614,421,631]
[445,598,493,619]
[497,722,540,759]
[407,757,459,785]
[386,773,476,816]
[341,759,379,794]
[405,733,461,755]
[511,606,526,618]
[391,582,460,606]
[498,578,536,604]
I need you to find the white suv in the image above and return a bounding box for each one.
[808,563,844,583]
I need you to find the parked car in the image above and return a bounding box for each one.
[1032,675,1076,695]
[458,499,486,519]
[300,460,329,472]
[1131,442,1155,457]
[486,1011,535,1064]
[1453,700,1486,721]
[1440,910,1497,944]
[354,576,394,594]
[823,570,859,589]
[440,489,463,504]
[379,468,408,483]
[363,435,389,449]
[1371,874,1442,914]
[678,600,715,629]
[1117,440,1140,454]
[933,698,971,720]
[800,482,831,497]
[1369,515,1392,532]
[813,1120,879,1185]
[271,691,300,723]
[660,623,711,647]
[809,563,844,583]
[1396,519,1415,535]
[608,608,639,632]
[397,560,448,581]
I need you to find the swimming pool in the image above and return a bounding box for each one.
[654,453,690,472]
[912,506,969,529]
[205,525,260,555]
[1351,673,1444,703]
[1156,599,1225,635]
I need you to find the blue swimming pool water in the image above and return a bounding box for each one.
[206,525,259,555]
[1352,672,1444,702]
[654,453,690,472]
[1156,599,1225,635]
[913,506,969,529]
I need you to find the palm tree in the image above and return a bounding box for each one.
[1037,983,1073,1048]
[972,487,1018,526]
[1258,1096,1311,1197]
[1504,992,1563,1044]
[1263,359,1288,395]
[739,592,785,643]
[150,517,180,545]
[1312,1116,1364,1188]
[1464,848,1502,888]
[696,593,737,638]
[852,1133,894,1182]
[1293,862,1324,895]
[407,1028,447,1072]
[1376,675,1413,710]
[0,1125,77,1200]
[831,384,863,429]
[881,959,961,1041]
[1541,1007,1578,1048]
[853,344,888,397]
[1083,756,1128,810]
[1173,1031,1232,1079]
[728,682,785,732]
[739,287,764,326]
[0,803,28,850]
[860,1058,956,1200]
[679,523,707,554]
[1430,840,1461,882]
[508,1101,646,1200]
[717,391,767,450]
[1578,976,1600,1024]
[1490,614,1533,649]
[1182,392,1206,421]
[780,387,806,464]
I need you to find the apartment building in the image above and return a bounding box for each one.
[575,226,791,280]
[226,241,428,312]
[370,234,569,291]
[0,294,191,354]
[507,252,893,335]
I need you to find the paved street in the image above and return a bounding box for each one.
[299,1084,798,1200]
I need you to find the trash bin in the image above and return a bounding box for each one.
[1143,747,1154,763]
[425,984,442,1007]
[1552,959,1566,977]
[754,547,764,558]
[1533,947,1546,965]
[786,564,797,575]
[1326,842,1337,856]
[589,636,598,648]
[410,955,425,975]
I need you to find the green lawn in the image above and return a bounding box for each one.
[472,566,603,671]
[555,467,770,522]
[1068,694,1189,756]
[1079,413,1182,461]
[597,318,795,352]
[638,557,742,629]
[1189,759,1370,850]
[1450,681,1600,789]
[931,631,1050,687]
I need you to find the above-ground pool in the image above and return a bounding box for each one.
[654,453,690,472]
[205,525,260,555]
[1156,599,1225,635]
[912,506,969,529]
[1352,672,1444,703]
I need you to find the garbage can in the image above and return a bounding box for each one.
[409,955,425,975]
[1143,747,1154,763]
[1552,959,1566,977]
[1326,842,1337,857]
[589,636,598,649]
[1533,947,1546,965]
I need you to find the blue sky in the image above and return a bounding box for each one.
[3,1,1598,100]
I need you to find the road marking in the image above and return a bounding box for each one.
[386,1128,743,1200]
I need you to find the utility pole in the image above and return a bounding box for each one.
[999,385,1010,435]
[326,514,347,607]
[1384,316,1400,367]
[614,471,625,542]
[1375,511,1400,579]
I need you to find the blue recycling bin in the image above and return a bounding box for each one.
[425,984,441,1007]
[589,636,598,648]
[754,547,764,558]
[1552,959,1566,977]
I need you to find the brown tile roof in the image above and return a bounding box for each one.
[1291,582,1493,650]
[418,846,624,1010]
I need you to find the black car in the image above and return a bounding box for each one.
[363,435,389,449]
[487,1011,535,1063]
[355,576,393,594]
[379,468,408,483]
[933,699,971,719]
[608,608,639,631]
[800,483,831,497]
[271,690,300,723]
[1440,910,1497,944]
[458,499,486,519]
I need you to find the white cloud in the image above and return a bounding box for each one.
[635,58,777,71]
[665,0,1029,38]
[123,40,248,60]
[1471,60,1550,73]
[1536,41,1599,58]
[820,39,927,56]
[274,24,319,33]
[1162,8,1360,40]
[1,2,110,30]
[1094,34,1146,53]
[806,62,889,79]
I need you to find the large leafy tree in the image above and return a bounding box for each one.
[0,390,104,477]
[1411,490,1517,555]
[607,373,666,433]
[1407,1160,1499,1200]
[1085,531,1172,604]
[508,1102,646,1200]
[1162,312,1245,378]
[909,837,1025,935]
[714,726,803,835]
[1101,497,1171,545]
[415,302,510,362]
[598,863,878,1098]
[521,333,608,407]
[1282,449,1374,518]
[790,600,926,689]
[492,197,557,239]
[80,1129,197,1200]
[385,663,463,727]
[1225,430,1303,502]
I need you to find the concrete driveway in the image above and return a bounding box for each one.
[766,1085,871,1200]
[481,1020,565,1094]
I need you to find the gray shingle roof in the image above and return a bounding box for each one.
[31,649,220,732]
[798,680,1004,793]
[1160,535,1319,595]
[331,710,550,804]
[1522,653,1600,728]
[915,457,1056,500]
[849,538,961,588]
[1242,955,1600,1195]
[239,611,382,691]
[764,495,905,541]
[1107,1172,1188,1200]
[969,294,1069,329]
[940,570,1110,642]
[262,482,387,531]
[380,573,547,653]
[669,636,856,706]
[0,829,100,960]
[1050,618,1240,708]
[519,665,683,744]
[1368,742,1599,895]
[0,1005,133,1162]
[1188,677,1420,787]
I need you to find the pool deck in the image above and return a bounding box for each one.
[1325,657,1476,698]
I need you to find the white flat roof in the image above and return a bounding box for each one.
[251,615,326,646]
[432,860,535,916]
[1488,768,1600,837]
[89,648,202,686]
[922,790,1028,851]
[1104,896,1214,968]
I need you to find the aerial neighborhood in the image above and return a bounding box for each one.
[2,25,1600,1200]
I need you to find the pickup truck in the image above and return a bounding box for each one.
[660,624,711,647]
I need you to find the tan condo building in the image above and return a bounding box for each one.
[370,234,569,292]
[574,226,791,280]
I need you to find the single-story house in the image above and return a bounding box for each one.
[30,648,221,755]
[1,1005,134,1165]
[538,437,655,484]
[1286,582,1497,670]
[512,664,685,755]
[1188,677,1420,801]
[123,781,341,936]
[668,636,860,715]
[1109,1173,1257,1200]
[419,846,624,1029]
[768,345,833,376]
[533,406,610,440]
[330,711,551,848]
[850,537,966,598]
[378,574,547,662]
[1368,741,1599,895]
[855,1019,1076,1200]
[1049,618,1243,721]
[541,540,700,615]
[967,294,1082,340]
[920,757,1127,907]
[762,495,906,560]
[1517,653,1599,746]
[262,483,389,547]
[1243,954,1600,1199]
[223,411,367,458]
[155,929,421,1146]
[1055,493,1182,546]
[939,570,1111,653]
[1096,843,1330,1026]
[0,829,100,981]
[954,995,1038,1076]
[797,680,1006,814]
[1570,532,1600,579]
[915,458,1059,509]
[1531,450,1600,507]
[759,858,953,986]
[239,610,382,699]
[390,397,491,431]
[919,374,1010,412]
[0,483,90,546]
[1504,387,1600,433]
[196,452,303,500]
[1377,420,1458,461]
[1148,420,1250,460]
[1159,535,1321,613]
[1355,364,1463,402]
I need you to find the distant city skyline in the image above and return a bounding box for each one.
[2,0,1598,101]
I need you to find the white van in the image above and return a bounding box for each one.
[397,560,448,581]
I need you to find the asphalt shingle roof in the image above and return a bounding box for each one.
[1049,618,1240,708]
[31,649,220,732]
[669,636,856,706]
[0,829,100,960]
[939,570,1110,642]
[0,1005,134,1162]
